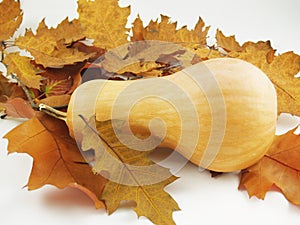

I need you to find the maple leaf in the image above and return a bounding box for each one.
[15,19,94,67]
[215,29,243,52]
[81,119,180,225]
[215,30,300,116]
[132,15,209,46]
[101,40,194,76]
[4,113,107,209]
[3,52,42,89]
[239,129,300,205]
[0,0,22,41]
[78,0,130,49]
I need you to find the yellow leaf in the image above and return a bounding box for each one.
[78,0,130,49]
[132,15,209,45]
[3,52,42,89]
[81,119,179,225]
[31,40,95,68]
[215,29,243,52]
[0,0,22,41]
[15,19,90,67]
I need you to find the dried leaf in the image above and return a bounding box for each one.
[0,73,14,100]
[81,119,179,224]
[132,15,209,45]
[39,63,84,97]
[38,95,71,108]
[16,18,83,50]
[3,52,42,89]
[0,0,22,41]
[78,0,130,49]
[0,97,35,119]
[239,130,300,205]
[215,30,300,116]
[215,29,243,52]
[15,19,93,67]
[4,113,107,209]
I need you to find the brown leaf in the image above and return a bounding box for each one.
[0,0,22,41]
[15,19,94,67]
[132,15,209,45]
[78,0,130,49]
[0,73,14,101]
[239,130,300,205]
[81,119,180,225]
[0,97,35,119]
[4,113,107,209]
[38,95,71,108]
[3,52,42,89]
[39,63,84,97]
[72,42,106,62]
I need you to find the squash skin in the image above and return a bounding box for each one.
[67,58,277,172]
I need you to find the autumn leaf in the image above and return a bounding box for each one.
[39,63,84,97]
[15,19,94,67]
[0,0,22,41]
[0,97,35,119]
[239,129,300,205]
[3,52,42,89]
[132,15,209,46]
[215,29,243,52]
[0,73,14,101]
[4,113,107,209]
[78,0,130,49]
[216,30,300,116]
[81,119,180,224]
[38,95,71,108]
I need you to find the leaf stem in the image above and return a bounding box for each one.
[38,104,67,121]
[11,73,67,121]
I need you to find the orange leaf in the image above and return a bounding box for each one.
[239,130,300,205]
[4,113,107,209]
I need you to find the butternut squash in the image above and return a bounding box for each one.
[67,58,277,172]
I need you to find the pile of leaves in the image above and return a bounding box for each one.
[1,0,300,224]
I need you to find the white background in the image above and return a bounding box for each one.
[1,0,300,225]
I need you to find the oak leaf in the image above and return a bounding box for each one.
[215,30,300,116]
[3,52,42,89]
[15,19,93,67]
[78,0,130,49]
[239,129,300,205]
[132,15,209,46]
[0,0,22,41]
[81,119,180,225]
[4,113,107,209]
